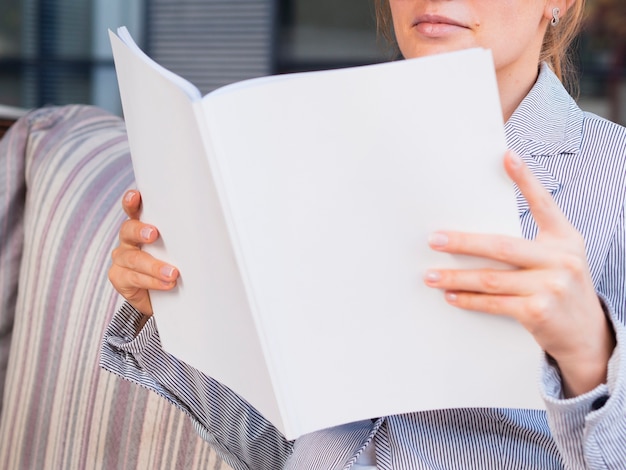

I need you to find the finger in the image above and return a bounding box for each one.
[443,291,522,318]
[119,219,160,246]
[442,290,563,339]
[424,267,538,296]
[428,231,554,268]
[122,190,142,219]
[109,264,178,293]
[503,151,571,234]
[112,246,179,282]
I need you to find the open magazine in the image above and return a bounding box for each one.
[110,26,542,440]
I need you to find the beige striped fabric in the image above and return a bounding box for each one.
[0,105,232,469]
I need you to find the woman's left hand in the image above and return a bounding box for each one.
[424,151,616,398]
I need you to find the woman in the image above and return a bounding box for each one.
[105,0,626,468]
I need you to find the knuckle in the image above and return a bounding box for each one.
[545,275,569,299]
[126,250,143,269]
[479,271,500,291]
[484,295,502,314]
[526,297,551,325]
[128,270,144,288]
[493,239,515,262]
[107,265,118,284]
[120,218,133,230]
[119,220,135,242]
[561,253,586,279]
[111,246,120,261]
[120,219,149,244]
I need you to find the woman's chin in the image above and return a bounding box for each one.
[401,41,478,60]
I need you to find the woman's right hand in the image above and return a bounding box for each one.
[108,190,179,316]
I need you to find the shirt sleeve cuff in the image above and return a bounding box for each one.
[100,300,293,470]
[100,300,165,389]
[540,295,626,467]
[541,293,623,409]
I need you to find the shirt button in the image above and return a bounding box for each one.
[591,395,609,411]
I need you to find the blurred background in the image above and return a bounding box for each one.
[0,0,624,124]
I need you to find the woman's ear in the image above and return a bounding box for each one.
[564,0,577,12]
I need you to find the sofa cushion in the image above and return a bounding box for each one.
[0,105,229,469]
[0,114,26,411]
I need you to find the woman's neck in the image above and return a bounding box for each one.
[497,62,541,123]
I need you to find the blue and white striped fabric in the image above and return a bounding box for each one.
[101,64,626,469]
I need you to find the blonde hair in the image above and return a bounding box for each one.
[373,0,586,93]
[541,1,586,93]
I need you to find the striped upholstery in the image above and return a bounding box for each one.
[0,116,24,411]
[0,105,232,469]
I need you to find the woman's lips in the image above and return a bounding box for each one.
[413,15,469,38]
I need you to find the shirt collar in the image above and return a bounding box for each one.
[504,63,583,216]
[505,62,583,158]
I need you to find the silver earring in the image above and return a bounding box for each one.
[551,7,560,26]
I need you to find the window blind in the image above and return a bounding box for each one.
[148,0,275,95]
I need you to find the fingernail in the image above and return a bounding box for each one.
[429,232,448,247]
[160,265,176,279]
[124,191,136,204]
[445,292,458,303]
[140,227,154,240]
[508,151,522,169]
[424,270,441,283]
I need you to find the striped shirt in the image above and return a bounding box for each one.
[101,63,626,469]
